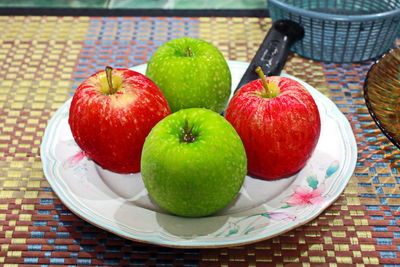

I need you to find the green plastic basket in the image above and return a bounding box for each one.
[268,0,400,62]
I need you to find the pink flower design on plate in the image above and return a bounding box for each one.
[269,211,297,221]
[287,186,325,206]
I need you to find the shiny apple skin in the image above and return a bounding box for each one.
[225,76,321,180]
[69,68,171,174]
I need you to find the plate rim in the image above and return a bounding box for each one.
[40,60,357,248]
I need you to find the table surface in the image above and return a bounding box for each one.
[0,15,400,266]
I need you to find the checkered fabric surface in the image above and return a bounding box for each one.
[0,15,399,266]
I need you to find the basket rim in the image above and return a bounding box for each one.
[268,0,400,22]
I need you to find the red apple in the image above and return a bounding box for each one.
[69,66,171,174]
[225,67,321,180]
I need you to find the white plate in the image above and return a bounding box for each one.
[41,61,357,248]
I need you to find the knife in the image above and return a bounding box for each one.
[235,20,304,93]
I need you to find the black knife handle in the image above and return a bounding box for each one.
[235,20,304,92]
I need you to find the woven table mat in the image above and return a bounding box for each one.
[0,16,399,266]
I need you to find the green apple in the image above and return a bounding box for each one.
[141,108,247,217]
[145,37,231,113]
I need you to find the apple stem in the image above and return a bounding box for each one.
[180,120,196,143]
[105,66,116,95]
[255,66,271,98]
[186,47,192,57]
